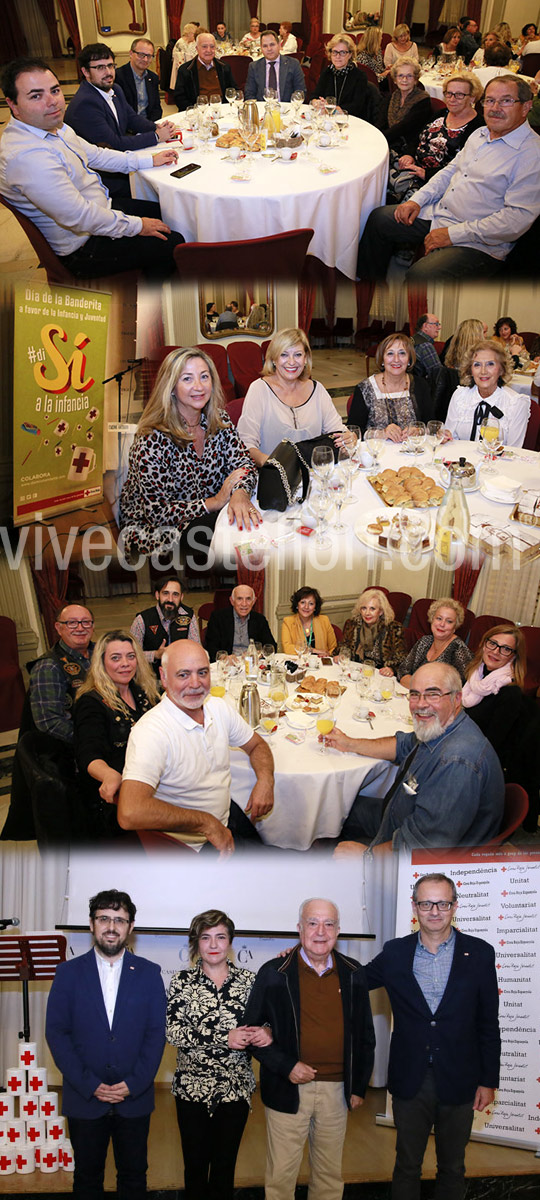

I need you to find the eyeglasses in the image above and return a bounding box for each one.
[444,90,471,99]
[485,638,515,657]
[409,690,453,704]
[484,97,520,108]
[58,619,94,630]
[94,916,130,928]
[133,50,153,59]
[425,320,441,327]
[331,49,350,56]
[414,900,455,912]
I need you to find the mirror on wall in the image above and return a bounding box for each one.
[200,284,274,339]
[343,2,384,31]
[94,0,147,36]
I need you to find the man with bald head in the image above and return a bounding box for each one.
[328,662,504,850]
[173,32,236,111]
[205,585,276,662]
[118,640,274,854]
[243,897,375,1199]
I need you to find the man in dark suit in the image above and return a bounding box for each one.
[205,585,276,662]
[174,32,236,112]
[244,30,305,103]
[65,43,175,196]
[114,38,162,122]
[46,888,166,1199]
[365,872,500,1200]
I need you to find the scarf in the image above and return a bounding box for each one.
[461,661,514,708]
[354,617,383,664]
[328,62,355,107]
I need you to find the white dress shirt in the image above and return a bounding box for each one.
[445,384,530,446]
[94,948,124,1027]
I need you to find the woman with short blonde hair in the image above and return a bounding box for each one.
[397,599,472,688]
[312,32,382,120]
[384,23,419,69]
[341,588,405,673]
[445,338,530,446]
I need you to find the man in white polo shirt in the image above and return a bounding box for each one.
[118,641,274,855]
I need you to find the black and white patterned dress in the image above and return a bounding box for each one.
[166,962,257,1112]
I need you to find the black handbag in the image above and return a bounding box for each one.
[257,435,340,511]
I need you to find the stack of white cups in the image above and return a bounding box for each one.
[0,1041,74,1176]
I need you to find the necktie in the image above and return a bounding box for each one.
[470,400,503,442]
[268,61,277,97]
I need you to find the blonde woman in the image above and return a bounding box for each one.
[73,630,159,837]
[444,339,530,446]
[312,33,380,121]
[383,24,419,69]
[433,318,486,419]
[170,22,198,89]
[120,348,259,556]
[237,327,350,466]
[341,588,405,674]
[397,599,472,688]
[357,26,385,76]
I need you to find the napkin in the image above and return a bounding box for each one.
[482,474,520,502]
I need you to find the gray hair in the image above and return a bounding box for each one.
[410,662,462,695]
[412,873,457,903]
[298,897,340,925]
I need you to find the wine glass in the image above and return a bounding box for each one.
[338,645,351,681]
[291,90,304,119]
[406,422,427,455]
[317,713,335,754]
[311,444,334,483]
[378,673,395,715]
[310,487,332,548]
[241,120,259,167]
[263,86,277,102]
[479,417,502,474]
[215,650,228,682]
[398,510,428,565]
[325,95,337,118]
[198,114,212,153]
[302,122,315,160]
[225,87,237,108]
[337,446,356,505]
[209,92,221,119]
[262,644,275,672]
[335,107,349,142]
[331,471,347,530]
[363,427,384,470]
[427,419,444,460]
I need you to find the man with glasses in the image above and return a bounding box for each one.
[46,888,166,1198]
[65,43,175,197]
[357,75,540,282]
[243,897,375,1199]
[328,663,504,850]
[365,872,500,1200]
[115,38,163,122]
[412,314,443,382]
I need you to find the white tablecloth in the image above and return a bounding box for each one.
[511,371,535,397]
[132,106,389,279]
[224,659,408,849]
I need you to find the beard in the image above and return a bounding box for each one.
[412,712,445,742]
[161,600,179,616]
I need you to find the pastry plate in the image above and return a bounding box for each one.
[353,509,434,555]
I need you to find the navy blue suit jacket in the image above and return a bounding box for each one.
[114,63,162,122]
[365,929,500,1104]
[244,55,306,102]
[65,79,157,196]
[46,948,166,1118]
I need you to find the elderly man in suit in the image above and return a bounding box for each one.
[365,872,500,1200]
[174,32,236,112]
[46,888,166,1199]
[245,30,305,103]
[205,585,276,662]
[114,38,162,122]
[65,43,175,196]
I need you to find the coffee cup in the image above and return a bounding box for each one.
[280,146,293,160]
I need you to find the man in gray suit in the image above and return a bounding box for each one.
[245,30,305,103]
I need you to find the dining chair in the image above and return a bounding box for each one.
[174,228,314,278]
[0,194,138,287]
[484,783,529,845]
[468,614,510,653]
[523,399,540,451]
[195,343,236,404]
[227,341,264,397]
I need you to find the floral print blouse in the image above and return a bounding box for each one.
[166,962,256,1112]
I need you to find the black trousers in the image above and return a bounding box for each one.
[391,1069,475,1200]
[174,1096,249,1200]
[68,1111,151,1199]
[59,199,184,280]
[199,799,265,853]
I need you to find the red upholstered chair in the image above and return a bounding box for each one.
[519,331,540,352]
[484,784,529,845]
[174,229,314,278]
[261,339,271,359]
[522,52,540,75]
[468,614,510,653]
[331,623,343,645]
[227,340,264,397]
[221,55,251,90]
[197,601,216,644]
[0,617,26,733]
[357,62,378,85]
[521,626,540,696]
[408,598,474,641]
[523,400,540,452]
[213,588,233,609]
[225,396,245,426]
[387,591,412,624]
[0,194,138,286]
[430,97,447,115]
[195,343,236,404]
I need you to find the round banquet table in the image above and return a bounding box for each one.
[220,658,406,849]
[511,370,536,397]
[132,105,389,279]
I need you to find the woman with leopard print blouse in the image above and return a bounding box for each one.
[120,348,259,561]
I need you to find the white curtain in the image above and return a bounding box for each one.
[16,0,52,57]
[224,0,252,41]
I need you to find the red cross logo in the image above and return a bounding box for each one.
[7,1076,22,1092]
[20,1050,34,1065]
[16,1155,27,1169]
[27,1128,40,1143]
[7,1129,20,1143]
[71,450,92,475]
[0,1101,9,1115]
[42,1152,56,1168]
[23,1100,38,1115]
[41,1100,55,1116]
[28,1076,41,1091]
[49,1124,62,1140]
[0,1156,11,1170]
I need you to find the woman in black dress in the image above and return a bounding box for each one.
[311,33,382,124]
[73,629,159,838]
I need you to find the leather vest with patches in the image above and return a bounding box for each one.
[139,604,194,651]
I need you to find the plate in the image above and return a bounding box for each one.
[479,483,519,504]
[285,711,316,730]
[286,695,329,714]
[353,509,434,555]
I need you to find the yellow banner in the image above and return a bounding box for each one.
[13,283,110,526]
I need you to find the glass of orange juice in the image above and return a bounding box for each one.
[317,716,334,753]
[210,683,226,698]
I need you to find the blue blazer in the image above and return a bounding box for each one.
[46,948,166,1118]
[65,80,157,196]
[114,63,162,122]
[365,929,500,1104]
[244,55,306,102]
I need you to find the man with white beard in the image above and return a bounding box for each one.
[326,663,504,850]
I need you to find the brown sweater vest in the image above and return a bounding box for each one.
[197,61,220,99]
[298,954,344,1081]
